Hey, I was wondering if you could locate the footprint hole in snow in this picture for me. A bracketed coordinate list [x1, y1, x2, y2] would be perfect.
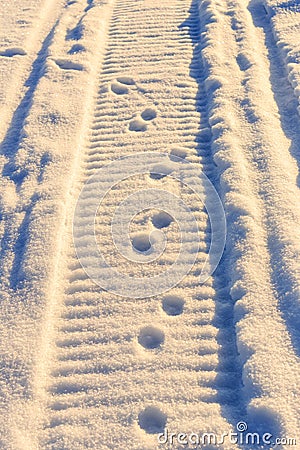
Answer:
[138, 326, 164, 349]
[138, 406, 167, 433]
[162, 295, 184, 316]
[40, 152, 52, 167]
[141, 107, 157, 121]
[7, 167, 29, 185]
[129, 118, 147, 132]
[169, 147, 188, 162]
[132, 233, 151, 253]
[246, 406, 282, 442]
[152, 211, 173, 229]
[111, 82, 129, 95]
[117, 76, 135, 85]
[54, 59, 84, 71]
[150, 163, 174, 180]
[68, 44, 86, 54]
[0, 47, 27, 57]
[66, 23, 84, 41]
[236, 53, 252, 71]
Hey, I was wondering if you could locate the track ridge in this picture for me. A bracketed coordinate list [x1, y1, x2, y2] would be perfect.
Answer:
[229, 0, 300, 359]
[181, 0, 245, 426]
[202, 0, 300, 437]
[248, 0, 300, 357]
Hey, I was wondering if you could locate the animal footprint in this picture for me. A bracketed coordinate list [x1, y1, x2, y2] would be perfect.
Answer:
[138, 406, 167, 434]
[138, 326, 164, 349]
[110, 76, 135, 95]
[111, 81, 129, 95]
[141, 108, 156, 121]
[128, 107, 157, 132]
[162, 295, 184, 316]
[152, 211, 173, 229]
[132, 233, 151, 253]
[129, 118, 147, 132]
[116, 76, 135, 86]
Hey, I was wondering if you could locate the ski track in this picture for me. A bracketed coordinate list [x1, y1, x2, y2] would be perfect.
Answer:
[0, 24, 58, 291]
[249, 0, 300, 357]
[0, 0, 66, 145]
[0, 1, 66, 291]
[0, 0, 300, 448]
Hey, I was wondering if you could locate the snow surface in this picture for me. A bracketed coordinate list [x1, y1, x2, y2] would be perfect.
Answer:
[0, 0, 300, 449]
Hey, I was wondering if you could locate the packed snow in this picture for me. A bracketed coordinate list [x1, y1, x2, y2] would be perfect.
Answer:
[0, 0, 300, 449]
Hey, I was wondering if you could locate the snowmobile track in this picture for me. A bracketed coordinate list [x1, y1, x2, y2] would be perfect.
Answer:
[39, 0, 244, 448]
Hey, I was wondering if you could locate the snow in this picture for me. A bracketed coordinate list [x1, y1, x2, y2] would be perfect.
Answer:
[0, 0, 300, 448]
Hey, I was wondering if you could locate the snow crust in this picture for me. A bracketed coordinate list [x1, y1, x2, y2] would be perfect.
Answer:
[0, 0, 299, 448]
